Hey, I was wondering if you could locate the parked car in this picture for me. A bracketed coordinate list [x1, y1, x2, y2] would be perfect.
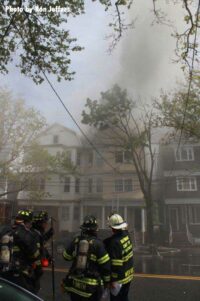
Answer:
[0, 277, 44, 301]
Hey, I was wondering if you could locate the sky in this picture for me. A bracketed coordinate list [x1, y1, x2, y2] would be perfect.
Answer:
[0, 0, 187, 133]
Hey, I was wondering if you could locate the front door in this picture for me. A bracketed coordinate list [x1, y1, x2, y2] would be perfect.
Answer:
[169, 207, 179, 231]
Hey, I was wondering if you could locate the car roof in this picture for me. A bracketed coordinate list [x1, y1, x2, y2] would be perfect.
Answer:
[0, 277, 44, 301]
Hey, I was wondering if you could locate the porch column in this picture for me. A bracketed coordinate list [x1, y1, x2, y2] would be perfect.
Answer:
[124, 206, 127, 221]
[102, 206, 105, 229]
[141, 208, 146, 245]
[69, 203, 74, 232]
[80, 202, 84, 224]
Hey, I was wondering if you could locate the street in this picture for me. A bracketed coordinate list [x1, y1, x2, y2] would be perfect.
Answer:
[39, 268, 200, 301]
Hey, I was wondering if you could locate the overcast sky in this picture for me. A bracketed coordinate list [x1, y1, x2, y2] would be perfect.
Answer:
[0, 0, 186, 132]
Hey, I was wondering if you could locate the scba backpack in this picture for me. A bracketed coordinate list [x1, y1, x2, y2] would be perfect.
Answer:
[75, 238, 90, 273]
[0, 226, 14, 272]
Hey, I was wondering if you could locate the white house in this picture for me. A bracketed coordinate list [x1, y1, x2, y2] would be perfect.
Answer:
[18, 123, 82, 233]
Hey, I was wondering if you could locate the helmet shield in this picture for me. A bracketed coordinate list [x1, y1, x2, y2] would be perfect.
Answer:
[16, 209, 33, 223]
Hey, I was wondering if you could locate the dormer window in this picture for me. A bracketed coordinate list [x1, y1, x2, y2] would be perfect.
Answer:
[53, 135, 59, 144]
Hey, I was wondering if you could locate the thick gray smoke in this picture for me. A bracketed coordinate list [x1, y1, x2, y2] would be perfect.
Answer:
[116, 0, 185, 99]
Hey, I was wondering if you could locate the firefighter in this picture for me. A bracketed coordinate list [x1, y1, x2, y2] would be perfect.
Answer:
[31, 210, 53, 293]
[5, 209, 42, 294]
[104, 213, 134, 301]
[62, 215, 111, 301]
[32, 210, 53, 263]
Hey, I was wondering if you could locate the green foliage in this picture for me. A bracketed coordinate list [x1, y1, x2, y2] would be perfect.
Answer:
[82, 84, 134, 130]
[0, 1, 199, 82]
[155, 76, 200, 139]
[0, 0, 130, 83]
[82, 84, 156, 243]
[0, 88, 46, 196]
[0, 88, 46, 157]
[0, 88, 75, 199]
[22, 145, 76, 201]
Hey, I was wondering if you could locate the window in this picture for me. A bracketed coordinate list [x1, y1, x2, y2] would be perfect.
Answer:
[115, 151, 132, 163]
[61, 207, 70, 221]
[96, 178, 103, 193]
[88, 178, 93, 193]
[175, 146, 194, 161]
[115, 178, 133, 192]
[53, 135, 59, 144]
[124, 151, 132, 163]
[76, 151, 81, 166]
[75, 178, 80, 193]
[64, 177, 70, 192]
[176, 177, 197, 191]
[115, 179, 123, 192]
[124, 179, 133, 192]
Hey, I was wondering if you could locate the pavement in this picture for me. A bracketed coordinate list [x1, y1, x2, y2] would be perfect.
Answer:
[37, 248, 200, 301]
[39, 268, 200, 301]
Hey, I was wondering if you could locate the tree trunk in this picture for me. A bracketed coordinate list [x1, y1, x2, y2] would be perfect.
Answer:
[145, 200, 154, 244]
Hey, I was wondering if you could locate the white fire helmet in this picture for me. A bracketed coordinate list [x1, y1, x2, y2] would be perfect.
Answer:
[108, 213, 128, 230]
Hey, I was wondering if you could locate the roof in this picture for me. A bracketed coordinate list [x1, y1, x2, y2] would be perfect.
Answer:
[35, 123, 78, 139]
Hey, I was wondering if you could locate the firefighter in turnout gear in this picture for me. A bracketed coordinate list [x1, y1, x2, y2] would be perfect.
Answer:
[32, 210, 53, 264]
[31, 210, 53, 293]
[104, 213, 134, 301]
[62, 215, 111, 301]
[3, 209, 41, 294]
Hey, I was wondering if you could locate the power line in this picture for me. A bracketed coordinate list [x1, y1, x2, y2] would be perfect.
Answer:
[9, 15, 120, 175]
[42, 71, 119, 174]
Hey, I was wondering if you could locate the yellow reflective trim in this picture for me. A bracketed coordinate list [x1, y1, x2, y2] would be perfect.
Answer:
[125, 267, 134, 276]
[63, 250, 73, 260]
[124, 244, 133, 253]
[90, 254, 97, 261]
[71, 276, 102, 286]
[64, 286, 92, 297]
[103, 275, 111, 282]
[13, 246, 20, 251]
[111, 259, 123, 266]
[123, 241, 131, 249]
[97, 253, 110, 265]
[123, 251, 133, 262]
[118, 274, 134, 284]
[120, 236, 129, 244]
[112, 273, 118, 278]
